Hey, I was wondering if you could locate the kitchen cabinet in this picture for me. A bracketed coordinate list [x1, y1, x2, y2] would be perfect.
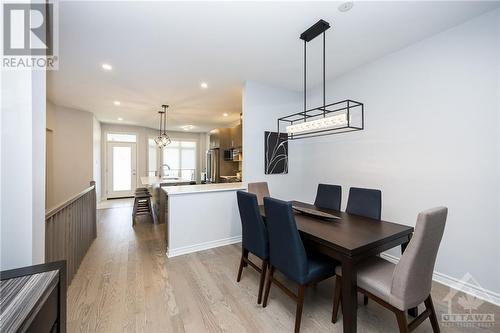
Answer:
[209, 123, 242, 182]
[210, 123, 241, 149]
[229, 124, 242, 148]
[218, 128, 232, 149]
[209, 131, 220, 149]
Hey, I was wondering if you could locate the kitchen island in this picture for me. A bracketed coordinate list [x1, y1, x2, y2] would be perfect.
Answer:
[140, 176, 193, 225]
[162, 183, 246, 257]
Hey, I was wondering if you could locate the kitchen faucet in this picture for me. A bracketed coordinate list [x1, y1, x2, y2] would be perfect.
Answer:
[160, 164, 171, 178]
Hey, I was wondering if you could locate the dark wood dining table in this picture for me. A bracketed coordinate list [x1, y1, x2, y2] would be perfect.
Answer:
[259, 201, 414, 333]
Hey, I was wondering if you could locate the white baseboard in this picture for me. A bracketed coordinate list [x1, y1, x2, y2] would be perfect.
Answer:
[380, 253, 500, 307]
[167, 236, 242, 258]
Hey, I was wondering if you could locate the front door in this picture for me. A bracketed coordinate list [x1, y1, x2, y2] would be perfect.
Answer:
[107, 142, 137, 198]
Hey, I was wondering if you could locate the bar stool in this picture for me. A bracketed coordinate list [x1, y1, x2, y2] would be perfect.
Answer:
[132, 189, 154, 226]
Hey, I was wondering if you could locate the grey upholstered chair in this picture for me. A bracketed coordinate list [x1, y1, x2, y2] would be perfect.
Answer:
[332, 207, 448, 333]
[248, 182, 270, 206]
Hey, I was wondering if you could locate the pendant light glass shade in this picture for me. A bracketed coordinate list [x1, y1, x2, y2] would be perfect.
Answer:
[286, 112, 348, 135]
[154, 133, 171, 149]
[155, 104, 171, 149]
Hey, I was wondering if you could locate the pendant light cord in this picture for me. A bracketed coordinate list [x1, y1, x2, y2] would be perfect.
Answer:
[323, 31, 326, 117]
[159, 111, 162, 135]
[303, 39, 307, 120]
[163, 105, 167, 135]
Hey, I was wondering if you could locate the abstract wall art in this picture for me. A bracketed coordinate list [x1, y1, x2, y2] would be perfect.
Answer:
[264, 131, 288, 174]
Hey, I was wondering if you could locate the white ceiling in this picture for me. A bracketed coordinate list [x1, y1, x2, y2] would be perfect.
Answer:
[48, 1, 499, 132]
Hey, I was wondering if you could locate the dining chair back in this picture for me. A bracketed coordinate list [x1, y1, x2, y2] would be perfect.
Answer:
[236, 191, 269, 304]
[237, 191, 268, 260]
[391, 206, 448, 310]
[331, 206, 448, 333]
[263, 197, 336, 333]
[314, 184, 341, 211]
[248, 182, 270, 206]
[264, 197, 307, 283]
[346, 187, 382, 220]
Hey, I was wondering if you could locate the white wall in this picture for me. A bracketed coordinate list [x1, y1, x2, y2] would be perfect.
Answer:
[100, 123, 208, 199]
[242, 81, 305, 201]
[305, 10, 499, 296]
[31, 71, 47, 265]
[497, 11, 500, 299]
[243, 9, 499, 299]
[46, 102, 94, 207]
[1, 69, 46, 270]
[93, 117, 102, 200]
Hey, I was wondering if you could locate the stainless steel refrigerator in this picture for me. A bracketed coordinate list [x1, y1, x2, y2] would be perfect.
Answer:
[206, 149, 220, 183]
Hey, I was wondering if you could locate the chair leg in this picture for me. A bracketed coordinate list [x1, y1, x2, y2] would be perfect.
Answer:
[262, 265, 275, 308]
[294, 285, 305, 333]
[132, 198, 138, 226]
[395, 310, 409, 333]
[332, 275, 342, 323]
[257, 260, 268, 304]
[236, 248, 248, 282]
[363, 295, 369, 305]
[148, 197, 156, 224]
[424, 295, 441, 333]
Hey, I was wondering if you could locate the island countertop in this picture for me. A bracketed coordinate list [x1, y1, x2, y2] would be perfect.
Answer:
[162, 182, 246, 196]
[141, 176, 192, 186]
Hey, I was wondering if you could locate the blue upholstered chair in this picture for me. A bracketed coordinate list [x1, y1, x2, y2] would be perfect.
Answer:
[262, 197, 336, 333]
[236, 191, 269, 304]
[346, 186, 382, 305]
[346, 187, 382, 220]
[314, 184, 342, 211]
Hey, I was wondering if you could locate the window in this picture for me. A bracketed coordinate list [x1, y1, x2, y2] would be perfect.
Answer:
[162, 140, 197, 180]
[148, 138, 158, 177]
[106, 133, 136, 142]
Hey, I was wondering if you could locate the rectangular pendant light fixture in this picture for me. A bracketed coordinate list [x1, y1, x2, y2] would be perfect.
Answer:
[277, 20, 364, 140]
[286, 112, 347, 135]
[279, 99, 363, 139]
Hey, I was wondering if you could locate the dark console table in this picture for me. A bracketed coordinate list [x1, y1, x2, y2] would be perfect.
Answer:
[0, 261, 66, 333]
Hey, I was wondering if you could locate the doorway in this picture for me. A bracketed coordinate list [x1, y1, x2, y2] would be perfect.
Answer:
[106, 141, 137, 198]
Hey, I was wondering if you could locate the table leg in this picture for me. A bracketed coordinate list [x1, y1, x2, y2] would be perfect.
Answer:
[401, 235, 418, 318]
[341, 259, 357, 333]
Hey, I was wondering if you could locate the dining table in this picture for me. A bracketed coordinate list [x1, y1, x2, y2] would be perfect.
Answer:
[259, 200, 415, 333]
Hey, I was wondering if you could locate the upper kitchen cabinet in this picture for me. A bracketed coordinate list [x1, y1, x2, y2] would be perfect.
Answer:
[218, 128, 232, 149]
[209, 130, 220, 149]
[209, 123, 241, 149]
[229, 124, 242, 148]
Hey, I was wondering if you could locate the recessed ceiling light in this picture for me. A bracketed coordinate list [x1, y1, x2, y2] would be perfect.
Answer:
[223, 113, 228, 117]
[181, 125, 195, 131]
[113, 101, 121, 106]
[200, 82, 208, 89]
[338, 1, 354, 12]
[101, 63, 113, 71]
[117, 117, 123, 121]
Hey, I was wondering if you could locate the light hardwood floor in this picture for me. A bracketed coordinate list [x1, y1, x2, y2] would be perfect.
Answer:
[68, 203, 500, 332]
